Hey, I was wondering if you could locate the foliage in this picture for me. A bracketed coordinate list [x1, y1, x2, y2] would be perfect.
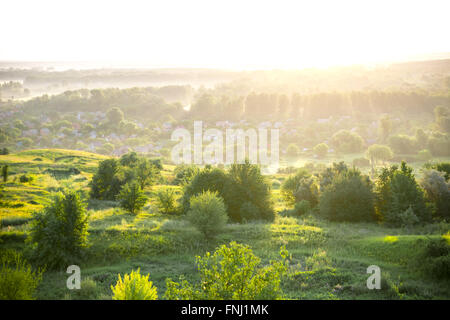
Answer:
[416, 238, 450, 280]
[292, 200, 311, 216]
[281, 169, 319, 207]
[186, 191, 227, 239]
[420, 169, 450, 220]
[111, 268, 158, 300]
[286, 143, 300, 157]
[376, 162, 430, 226]
[29, 191, 89, 269]
[366, 144, 393, 164]
[319, 169, 376, 222]
[182, 161, 274, 222]
[388, 135, 418, 154]
[173, 164, 199, 185]
[0, 250, 43, 300]
[155, 187, 177, 214]
[165, 242, 289, 300]
[330, 130, 364, 153]
[89, 159, 122, 200]
[117, 182, 148, 214]
[313, 143, 329, 158]
[1, 164, 8, 182]
[90, 153, 160, 200]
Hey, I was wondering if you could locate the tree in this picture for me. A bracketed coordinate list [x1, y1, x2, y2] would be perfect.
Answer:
[135, 158, 160, 190]
[434, 106, 450, 133]
[388, 135, 417, 154]
[281, 168, 319, 207]
[420, 169, 450, 220]
[165, 242, 288, 300]
[331, 130, 364, 153]
[89, 159, 122, 200]
[379, 115, 392, 143]
[106, 107, 124, 125]
[1, 165, 8, 182]
[186, 191, 227, 239]
[155, 187, 177, 214]
[313, 143, 328, 158]
[415, 128, 428, 149]
[375, 162, 430, 226]
[118, 182, 148, 214]
[365, 144, 393, 174]
[286, 143, 300, 157]
[319, 169, 376, 222]
[29, 191, 89, 269]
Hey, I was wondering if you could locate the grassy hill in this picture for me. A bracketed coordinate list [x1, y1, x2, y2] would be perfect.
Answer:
[0, 149, 449, 300]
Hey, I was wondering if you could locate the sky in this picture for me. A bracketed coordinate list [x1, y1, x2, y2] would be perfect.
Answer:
[1, 0, 449, 69]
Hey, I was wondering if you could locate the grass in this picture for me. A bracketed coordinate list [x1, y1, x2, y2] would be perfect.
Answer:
[1, 149, 449, 300]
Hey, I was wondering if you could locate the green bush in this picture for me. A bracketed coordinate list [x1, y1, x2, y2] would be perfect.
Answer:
[376, 162, 430, 226]
[420, 169, 450, 220]
[293, 200, 311, 216]
[165, 242, 289, 300]
[71, 277, 100, 300]
[117, 182, 148, 214]
[29, 191, 89, 269]
[182, 161, 274, 222]
[19, 174, 33, 183]
[313, 143, 329, 158]
[319, 169, 376, 222]
[281, 169, 319, 207]
[239, 201, 260, 222]
[173, 164, 199, 185]
[111, 268, 158, 300]
[186, 191, 227, 239]
[416, 238, 450, 280]
[0, 250, 43, 300]
[155, 187, 177, 214]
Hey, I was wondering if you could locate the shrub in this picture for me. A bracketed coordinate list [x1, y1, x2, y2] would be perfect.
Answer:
[293, 200, 311, 216]
[155, 187, 177, 214]
[319, 169, 376, 222]
[286, 143, 300, 157]
[239, 201, 260, 222]
[29, 191, 89, 269]
[182, 162, 274, 222]
[173, 164, 199, 185]
[365, 144, 393, 164]
[19, 174, 33, 183]
[416, 238, 450, 280]
[186, 191, 227, 239]
[89, 159, 122, 200]
[71, 277, 100, 300]
[165, 242, 289, 300]
[331, 130, 364, 153]
[388, 134, 418, 154]
[226, 161, 274, 222]
[376, 162, 430, 226]
[281, 169, 319, 207]
[384, 206, 420, 228]
[111, 268, 158, 300]
[420, 169, 450, 220]
[313, 143, 329, 158]
[0, 250, 43, 300]
[117, 182, 148, 214]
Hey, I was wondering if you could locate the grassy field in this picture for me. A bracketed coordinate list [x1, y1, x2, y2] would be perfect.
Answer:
[1, 149, 449, 300]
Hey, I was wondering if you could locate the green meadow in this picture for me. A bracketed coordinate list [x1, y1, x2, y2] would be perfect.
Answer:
[1, 149, 449, 300]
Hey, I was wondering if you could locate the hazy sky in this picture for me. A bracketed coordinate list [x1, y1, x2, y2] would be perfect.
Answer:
[1, 0, 449, 69]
